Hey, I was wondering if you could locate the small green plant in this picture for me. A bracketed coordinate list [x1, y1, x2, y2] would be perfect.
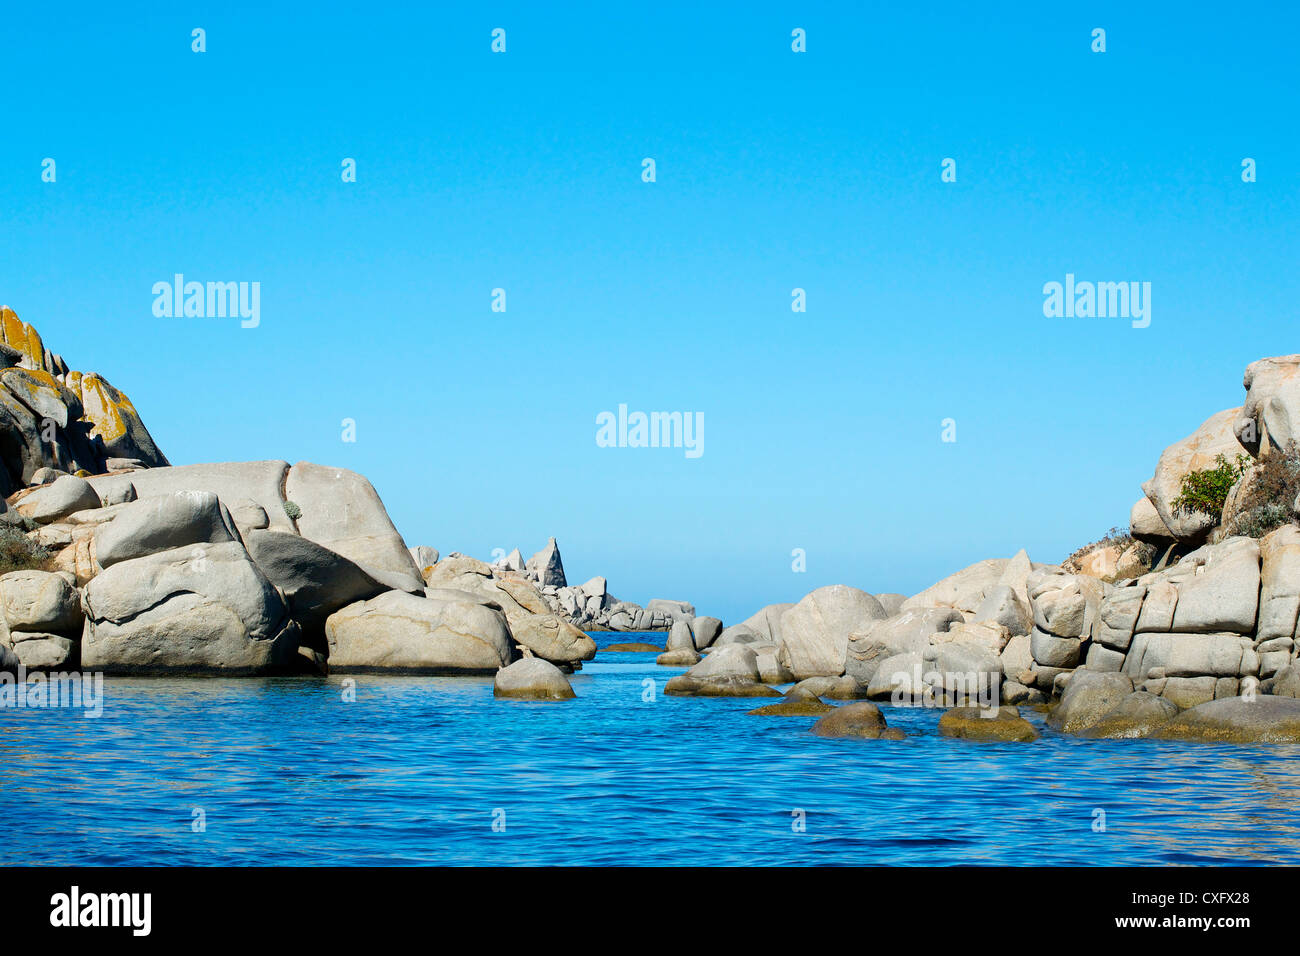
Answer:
[0, 526, 53, 574]
[283, 501, 302, 520]
[1172, 453, 1252, 519]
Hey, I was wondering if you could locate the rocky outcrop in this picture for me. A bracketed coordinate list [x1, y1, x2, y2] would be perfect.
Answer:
[525, 537, 566, 587]
[483, 536, 697, 633]
[14, 475, 101, 523]
[1234, 355, 1300, 459]
[1140, 408, 1244, 543]
[1047, 671, 1134, 735]
[1070, 535, 1270, 709]
[423, 554, 595, 666]
[243, 529, 389, 642]
[325, 591, 513, 674]
[285, 462, 425, 593]
[777, 585, 887, 680]
[82, 540, 301, 674]
[0, 306, 168, 495]
[1027, 570, 1106, 687]
[0, 569, 84, 669]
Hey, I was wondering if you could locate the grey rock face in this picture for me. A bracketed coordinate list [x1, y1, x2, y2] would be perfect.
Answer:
[846, 606, 963, 685]
[902, 558, 1009, 612]
[525, 536, 566, 588]
[778, 585, 887, 680]
[1048, 670, 1135, 735]
[972, 585, 1031, 637]
[244, 529, 389, 640]
[325, 591, 513, 674]
[9, 633, 77, 669]
[507, 613, 596, 665]
[0, 570, 82, 633]
[88, 461, 294, 532]
[1234, 354, 1300, 457]
[686, 643, 760, 682]
[94, 491, 240, 569]
[409, 546, 440, 577]
[493, 657, 575, 700]
[1141, 407, 1245, 542]
[82, 540, 299, 674]
[286, 461, 424, 594]
[666, 620, 695, 651]
[15, 475, 101, 524]
[691, 616, 723, 650]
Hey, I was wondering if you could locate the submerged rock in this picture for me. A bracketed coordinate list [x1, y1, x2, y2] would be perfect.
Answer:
[664, 675, 780, 698]
[1079, 692, 1179, 739]
[1048, 671, 1135, 735]
[811, 701, 904, 740]
[789, 675, 870, 700]
[1154, 696, 1300, 743]
[938, 706, 1038, 742]
[657, 647, 700, 666]
[748, 699, 835, 717]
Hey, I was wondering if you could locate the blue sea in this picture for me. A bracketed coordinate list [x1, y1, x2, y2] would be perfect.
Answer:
[3, 632, 1299, 866]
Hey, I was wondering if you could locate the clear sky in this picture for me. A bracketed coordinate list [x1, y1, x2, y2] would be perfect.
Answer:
[2, 2, 1297, 623]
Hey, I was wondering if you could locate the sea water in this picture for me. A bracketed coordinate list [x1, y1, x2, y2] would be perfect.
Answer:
[2, 632, 1298, 866]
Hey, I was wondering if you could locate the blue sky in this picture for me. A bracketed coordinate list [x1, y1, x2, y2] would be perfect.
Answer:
[2, 2, 1297, 622]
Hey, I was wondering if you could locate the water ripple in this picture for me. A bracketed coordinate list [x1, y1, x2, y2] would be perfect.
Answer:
[2, 639, 1298, 865]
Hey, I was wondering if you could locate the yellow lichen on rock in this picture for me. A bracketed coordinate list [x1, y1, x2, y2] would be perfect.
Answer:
[0, 307, 55, 372]
[0, 305, 170, 483]
[25, 323, 45, 371]
[73, 374, 129, 443]
[1, 308, 35, 365]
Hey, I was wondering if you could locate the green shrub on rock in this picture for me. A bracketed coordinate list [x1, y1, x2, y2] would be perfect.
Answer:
[0, 526, 53, 575]
[1172, 453, 1251, 520]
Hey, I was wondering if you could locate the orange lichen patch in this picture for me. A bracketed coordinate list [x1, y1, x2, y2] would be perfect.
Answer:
[25, 324, 45, 371]
[1, 308, 28, 355]
[75, 373, 129, 442]
[0, 307, 52, 371]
